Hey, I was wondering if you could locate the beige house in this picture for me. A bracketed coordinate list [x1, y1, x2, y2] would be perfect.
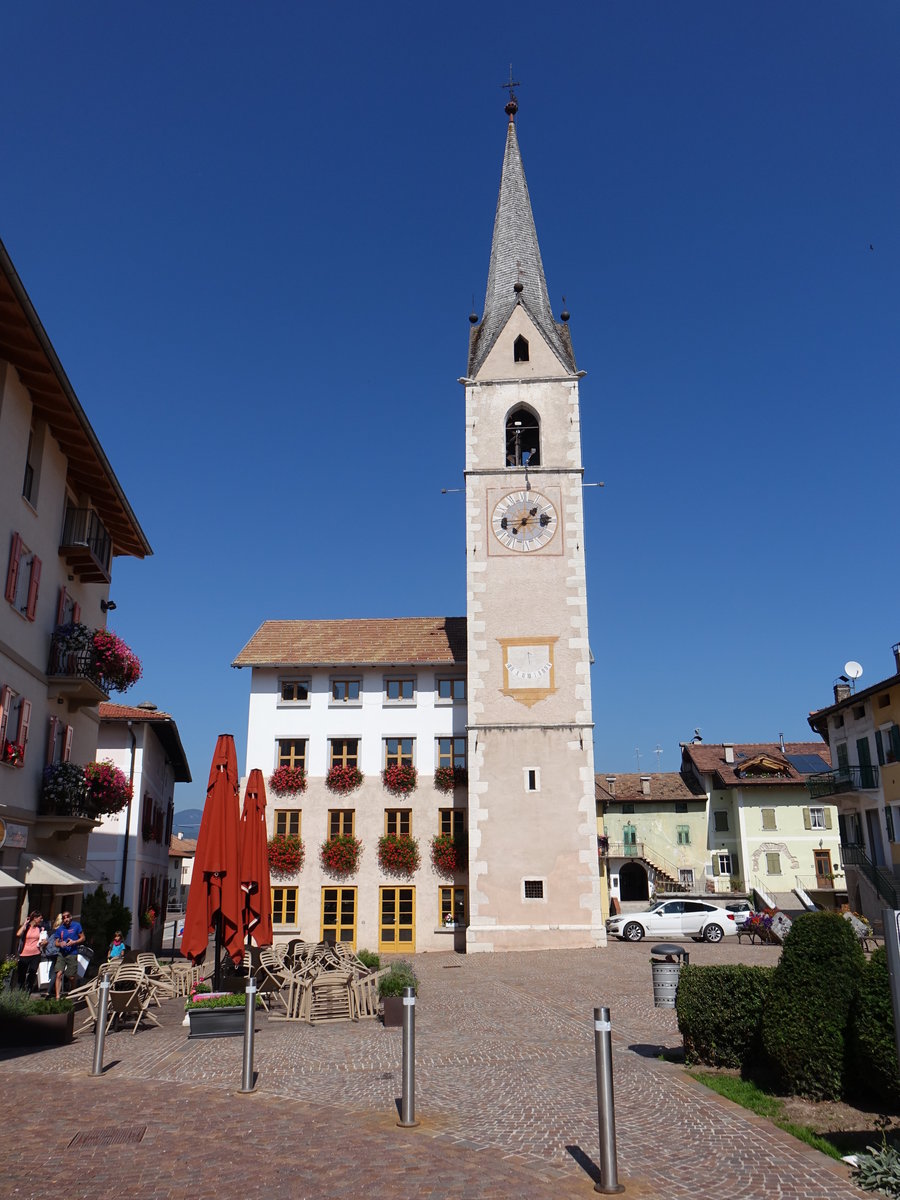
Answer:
[597, 772, 709, 903]
[680, 741, 842, 909]
[0, 236, 150, 951]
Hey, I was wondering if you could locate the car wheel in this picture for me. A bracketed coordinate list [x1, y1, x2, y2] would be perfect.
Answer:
[622, 921, 644, 942]
[703, 923, 724, 943]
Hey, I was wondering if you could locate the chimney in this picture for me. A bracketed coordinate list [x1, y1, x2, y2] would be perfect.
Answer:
[605, 776, 616, 796]
[779, 732, 785, 753]
[723, 744, 734, 764]
[178, 831, 184, 840]
[893, 642, 900, 673]
[834, 682, 852, 703]
[640, 775, 651, 797]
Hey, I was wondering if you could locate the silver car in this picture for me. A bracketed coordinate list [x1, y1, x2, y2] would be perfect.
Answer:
[606, 899, 738, 943]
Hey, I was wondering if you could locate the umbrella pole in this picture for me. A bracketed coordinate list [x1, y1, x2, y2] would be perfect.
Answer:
[214, 912, 222, 992]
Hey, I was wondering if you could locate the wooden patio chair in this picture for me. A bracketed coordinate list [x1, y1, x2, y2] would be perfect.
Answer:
[105, 980, 160, 1035]
[351, 968, 389, 1020]
[308, 970, 354, 1025]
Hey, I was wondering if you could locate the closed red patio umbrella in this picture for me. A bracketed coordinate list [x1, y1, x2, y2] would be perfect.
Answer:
[181, 734, 243, 980]
[240, 769, 273, 948]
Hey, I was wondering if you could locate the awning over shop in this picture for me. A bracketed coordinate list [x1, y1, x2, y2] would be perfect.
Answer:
[21, 855, 94, 888]
[0, 869, 22, 888]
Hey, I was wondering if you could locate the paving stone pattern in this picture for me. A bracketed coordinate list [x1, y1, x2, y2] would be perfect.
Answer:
[0, 940, 865, 1199]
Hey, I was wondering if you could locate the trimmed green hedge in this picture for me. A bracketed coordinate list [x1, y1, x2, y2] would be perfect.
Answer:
[676, 964, 775, 1068]
[760, 912, 865, 1100]
[850, 947, 900, 1108]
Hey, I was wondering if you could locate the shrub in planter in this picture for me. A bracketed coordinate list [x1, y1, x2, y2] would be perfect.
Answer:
[760, 911, 865, 1100]
[268, 765, 307, 796]
[0, 989, 74, 1017]
[357, 949, 380, 971]
[382, 763, 417, 796]
[185, 992, 263, 1011]
[850, 947, 900, 1108]
[676, 964, 775, 1069]
[320, 833, 362, 876]
[379, 960, 419, 998]
[377, 833, 420, 876]
[431, 832, 467, 875]
[268, 834, 305, 876]
[326, 765, 363, 795]
[41, 761, 91, 816]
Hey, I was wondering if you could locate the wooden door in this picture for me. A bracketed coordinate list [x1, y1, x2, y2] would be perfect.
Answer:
[813, 849, 833, 888]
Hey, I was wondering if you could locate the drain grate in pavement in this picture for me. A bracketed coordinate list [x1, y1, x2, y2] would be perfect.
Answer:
[68, 1126, 147, 1149]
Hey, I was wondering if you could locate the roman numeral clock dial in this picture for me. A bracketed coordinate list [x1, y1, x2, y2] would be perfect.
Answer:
[491, 490, 558, 552]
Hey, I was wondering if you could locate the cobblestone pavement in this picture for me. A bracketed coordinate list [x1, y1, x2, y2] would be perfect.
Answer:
[0, 939, 865, 1199]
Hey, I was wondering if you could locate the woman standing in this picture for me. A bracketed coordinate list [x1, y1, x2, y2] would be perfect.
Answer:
[15, 911, 46, 992]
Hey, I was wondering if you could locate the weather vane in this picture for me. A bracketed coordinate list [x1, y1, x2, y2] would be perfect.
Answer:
[501, 64, 520, 119]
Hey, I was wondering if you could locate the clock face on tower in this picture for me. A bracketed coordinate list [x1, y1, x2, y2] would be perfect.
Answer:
[491, 490, 558, 553]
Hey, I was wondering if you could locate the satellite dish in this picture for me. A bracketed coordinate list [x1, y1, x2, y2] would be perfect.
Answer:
[844, 661, 863, 681]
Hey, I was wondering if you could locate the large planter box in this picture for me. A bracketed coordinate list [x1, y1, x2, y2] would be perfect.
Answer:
[0, 1010, 74, 1046]
[381, 996, 404, 1027]
[187, 1006, 252, 1039]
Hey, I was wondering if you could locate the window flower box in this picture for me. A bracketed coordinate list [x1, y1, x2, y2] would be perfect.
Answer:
[382, 763, 417, 796]
[434, 766, 467, 793]
[268, 834, 305, 876]
[320, 833, 362, 876]
[2, 740, 25, 767]
[326, 765, 363, 795]
[268, 765, 307, 796]
[377, 833, 420, 876]
[430, 833, 468, 876]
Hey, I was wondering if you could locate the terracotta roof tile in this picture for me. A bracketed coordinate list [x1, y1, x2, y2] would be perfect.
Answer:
[681, 741, 831, 789]
[98, 704, 192, 784]
[594, 772, 706, 803]
[99, 703, 172, 721]
[169, 836, 197, 857]
[233, 617, 467, 668]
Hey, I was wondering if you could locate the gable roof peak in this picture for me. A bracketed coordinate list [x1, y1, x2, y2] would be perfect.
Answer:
[468, 113, 575, 377]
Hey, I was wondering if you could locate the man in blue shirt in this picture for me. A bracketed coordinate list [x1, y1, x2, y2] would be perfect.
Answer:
[54, 911, 84, 998]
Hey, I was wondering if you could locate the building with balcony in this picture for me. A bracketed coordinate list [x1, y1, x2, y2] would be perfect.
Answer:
[597, 772, 709, 903]
[680, 740, 841, 911]
[0, 236, 151, 951]
[85, 703, 191, 948]
[807, 644, 900, 921]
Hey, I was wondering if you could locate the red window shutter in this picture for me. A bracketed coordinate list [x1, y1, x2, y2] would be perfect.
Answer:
[47, 716, 60, 765]
[0, 685, 11, 745]
[25, 557, 41, 621]
[16, 699, 31, 763]
[72, 601, 81, 623]
[56, 588, 67, 625]
[63, 724, 74, 762]
[5, 534, 22, 604]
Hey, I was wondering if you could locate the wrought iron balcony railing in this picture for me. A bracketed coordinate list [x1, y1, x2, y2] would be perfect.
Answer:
[806, 764, 879, 799]
[842, 843, 898, 909]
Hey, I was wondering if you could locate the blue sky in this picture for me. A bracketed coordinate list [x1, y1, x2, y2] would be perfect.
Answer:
[3, 3, 898, 806]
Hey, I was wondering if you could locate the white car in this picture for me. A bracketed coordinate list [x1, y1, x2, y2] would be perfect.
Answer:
[606, 899, 738, 943]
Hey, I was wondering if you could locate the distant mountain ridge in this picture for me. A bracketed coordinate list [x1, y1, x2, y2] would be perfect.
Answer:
[174, 807, 203, 837]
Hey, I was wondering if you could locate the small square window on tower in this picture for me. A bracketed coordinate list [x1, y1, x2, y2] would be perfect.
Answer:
[523, 767, 540, 792]
[523, 878, 545, 901]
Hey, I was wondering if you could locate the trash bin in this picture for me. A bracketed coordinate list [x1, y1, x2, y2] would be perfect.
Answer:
[650, 943, 689, 1009]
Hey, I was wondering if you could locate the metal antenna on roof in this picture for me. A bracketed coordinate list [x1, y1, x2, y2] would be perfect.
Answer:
[654, 744, 663, 770]
[634, 746, 641, 771]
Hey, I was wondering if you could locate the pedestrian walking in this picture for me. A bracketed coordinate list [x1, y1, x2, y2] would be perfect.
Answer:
[53, 911, 84, 999]
[15, 911, 46, 992]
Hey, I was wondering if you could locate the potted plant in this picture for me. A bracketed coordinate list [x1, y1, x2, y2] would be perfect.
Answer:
[379, 960, 418, 1027]
[268, 833, 305, 876]
[320, 833, 362, 876]
[40, 761, 91, 817]
[382, 763, 417, 796]
[433, 765, 467, 793]
[91, 628, 142, 693]
[0, 988, 74, 1046]
[431, 832, 467, 876]
[326, 764, 364, 795]
[377, 833, 420, 876]
[185, 989, 262, 1038]
[2, 740, 25, 767]
[84, 759, 133, 815]
[268, 765, 307, 796]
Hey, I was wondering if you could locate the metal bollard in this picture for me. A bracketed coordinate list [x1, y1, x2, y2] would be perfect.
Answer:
[90, 976, 111, 1077]
[593, 1006, 624, 1194]
[397, 985, 420, 1127]
[239, 975, 257, 1094]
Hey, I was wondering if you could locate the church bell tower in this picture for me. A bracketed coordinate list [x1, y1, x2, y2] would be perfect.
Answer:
[463, 92, 605, 952]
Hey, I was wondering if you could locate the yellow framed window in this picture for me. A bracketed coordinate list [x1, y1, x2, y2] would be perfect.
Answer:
[321, 886, 356, 948]
[384, 737, 414, 767]
[277, 738, 306, 770]
[436, 736, 466, 769]
[439, 885, 467, 926]
[271, 887, 298, 926]
[329, 738, 359, 769]
[439, 808, 466, 838]
[328, 809, 355, 839]
[274, 810, 301, 837]
[379, 886, 415, 952]
[385, 809, 411, 837]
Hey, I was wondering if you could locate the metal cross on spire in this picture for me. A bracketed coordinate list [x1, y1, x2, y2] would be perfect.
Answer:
[502, 64, 520, 120]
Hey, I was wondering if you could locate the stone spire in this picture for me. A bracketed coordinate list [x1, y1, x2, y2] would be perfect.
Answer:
[468, 109, 575, 376]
